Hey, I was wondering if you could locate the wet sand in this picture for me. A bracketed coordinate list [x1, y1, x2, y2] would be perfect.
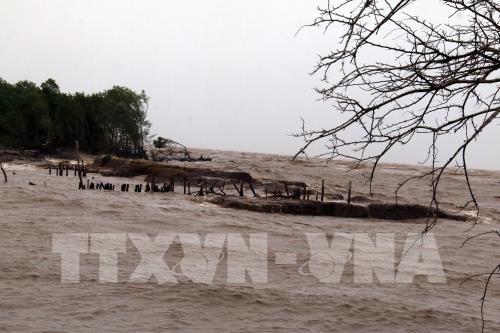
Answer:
[0, 149, 499, 332]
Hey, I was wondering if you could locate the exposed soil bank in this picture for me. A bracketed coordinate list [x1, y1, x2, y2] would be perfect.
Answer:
[93, 156, 255, 184]
[208, 196, 467, 221]
[0, 147, 45, 162]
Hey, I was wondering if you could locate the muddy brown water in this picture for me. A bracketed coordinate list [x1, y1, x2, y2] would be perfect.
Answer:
[0, 149, 499, 332]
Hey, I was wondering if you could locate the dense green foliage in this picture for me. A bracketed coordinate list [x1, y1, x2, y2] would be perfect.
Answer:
[0, 78, 150, 157]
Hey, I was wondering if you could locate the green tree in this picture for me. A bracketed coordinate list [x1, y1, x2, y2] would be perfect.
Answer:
[0, 78, 151, 157]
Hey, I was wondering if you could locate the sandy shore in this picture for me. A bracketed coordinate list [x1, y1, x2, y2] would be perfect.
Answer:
[0, 149, 499, 332]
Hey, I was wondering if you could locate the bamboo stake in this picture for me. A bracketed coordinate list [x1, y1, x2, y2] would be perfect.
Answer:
[321, 179, 325, 202]
[76, 141, 83, 188]
[347, 180, 352, 204]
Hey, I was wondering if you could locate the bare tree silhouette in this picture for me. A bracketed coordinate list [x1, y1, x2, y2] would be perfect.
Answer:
[295, 1, 499, 330]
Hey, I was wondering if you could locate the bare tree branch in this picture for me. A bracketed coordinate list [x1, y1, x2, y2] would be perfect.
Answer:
[296, 1, 500, 329]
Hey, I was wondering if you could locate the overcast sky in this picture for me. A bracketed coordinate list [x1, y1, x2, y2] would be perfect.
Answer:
[1, 0, 499, 169]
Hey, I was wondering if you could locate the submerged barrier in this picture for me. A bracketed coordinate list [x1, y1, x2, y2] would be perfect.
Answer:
[43, 156, 466, 221]
[207, 196, 467, 221]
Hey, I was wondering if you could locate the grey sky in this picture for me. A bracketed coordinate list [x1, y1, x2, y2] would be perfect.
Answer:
[1, 0, 498, 169]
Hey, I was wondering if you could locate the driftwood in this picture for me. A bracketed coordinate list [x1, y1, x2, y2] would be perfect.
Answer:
[1, 163, 7, 182]
[150, 140, 212, 163]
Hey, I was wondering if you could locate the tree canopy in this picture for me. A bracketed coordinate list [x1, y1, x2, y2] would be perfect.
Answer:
[0, 78, 150, 157]
[296, 0, 499, 212]
[295, 2, 499, 329]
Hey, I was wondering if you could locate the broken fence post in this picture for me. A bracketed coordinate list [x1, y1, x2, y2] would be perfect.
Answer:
[248, 182, 257, 197]
[347, 180, 352, 204]
[321, 179, 325, 202]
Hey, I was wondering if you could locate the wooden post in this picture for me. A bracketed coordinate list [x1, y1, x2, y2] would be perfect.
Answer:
[239, 180, 243, 197]
[49, 165, 52, 175]
[170, 178, 175, 192]
[87, 179, 89, 189]
[188, 181, 191, 195]
[315, 191, 319, 201]
[248, 182, 257, 197]
[284, 183, 290, 197]
[66, 164, 69, 176]
[75, 140, 80, 164]
[59, 162, 63, 176]
[183, 176, 186, 194]
[77, 162, 83, 189]
[81, 160, 86, 178]
[0, 163, 7, 182]
[347, 180, 352, 204]
[321, 179, 325, 202]
[303, 185, 307, 200]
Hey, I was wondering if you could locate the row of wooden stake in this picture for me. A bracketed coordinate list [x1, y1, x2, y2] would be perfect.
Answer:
[75, 177, 353, 203]
[51, 164, 353, 203]
[49, 161, 87, 178]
